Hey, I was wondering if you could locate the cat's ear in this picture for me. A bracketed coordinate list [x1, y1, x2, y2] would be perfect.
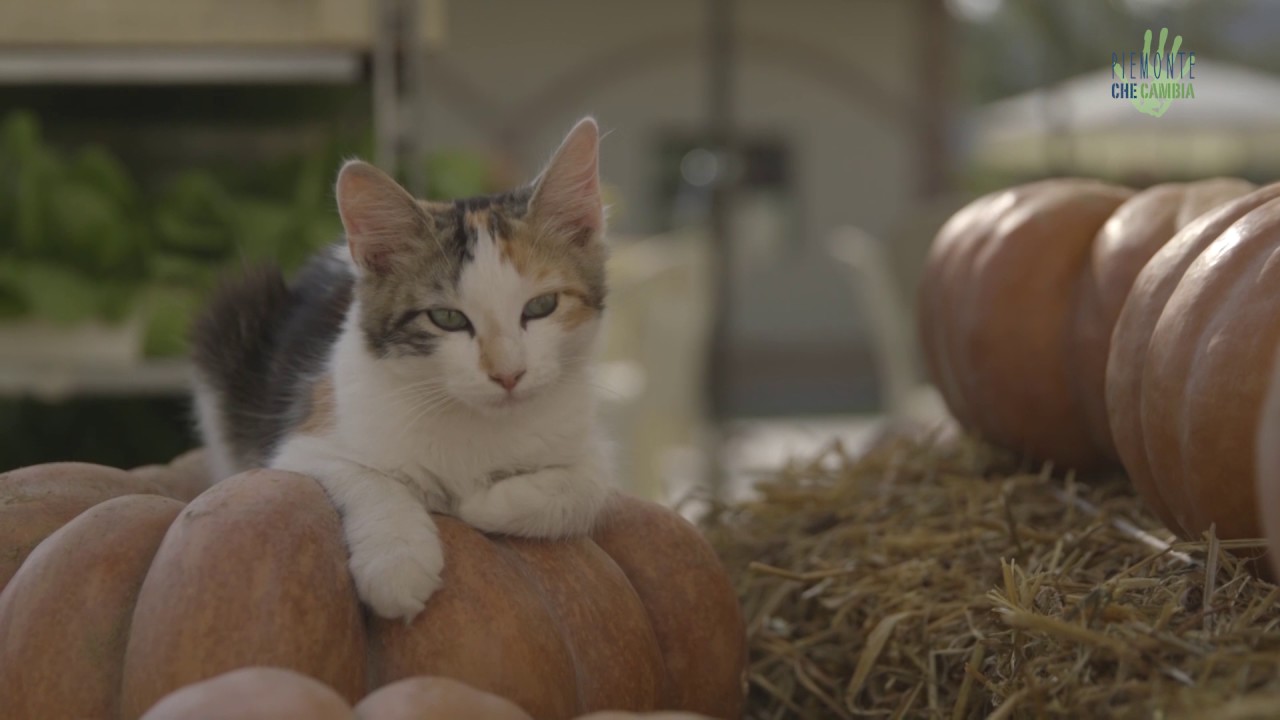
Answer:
[529, 117, 604, 245]
[336, 160, 431, 276]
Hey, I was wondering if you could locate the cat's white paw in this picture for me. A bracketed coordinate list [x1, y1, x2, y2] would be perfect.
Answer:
[458, 467, 606, 539]
[348, 528, 444, 621]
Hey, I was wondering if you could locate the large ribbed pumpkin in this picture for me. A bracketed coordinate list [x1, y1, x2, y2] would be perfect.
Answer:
[1257, 350, 1280, 579]
[919, 177, 1253, 470]
[1107, 183, 1280, 542]
[140, 667, 355, 720]
[138, 668, 717, 720]
[0, 461, 745, 720]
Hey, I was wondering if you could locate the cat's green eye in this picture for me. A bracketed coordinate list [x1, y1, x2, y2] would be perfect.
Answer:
[522, 293, 558, 321]
[427, 308, 471, 332]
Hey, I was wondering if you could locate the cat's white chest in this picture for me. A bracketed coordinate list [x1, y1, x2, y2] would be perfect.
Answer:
[331, 367, 592, 499]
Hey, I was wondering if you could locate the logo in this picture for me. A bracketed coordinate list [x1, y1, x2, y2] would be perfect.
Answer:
[1111, 28, 1196, 118]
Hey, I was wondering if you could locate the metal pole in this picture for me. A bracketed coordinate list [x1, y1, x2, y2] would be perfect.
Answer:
[402, 0, 430, 197]
[918, 0, 949, 198]
[704, 0, 735, 500]
[372, 0, 400, 175]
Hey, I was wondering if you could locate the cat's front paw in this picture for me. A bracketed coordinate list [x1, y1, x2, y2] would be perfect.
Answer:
[348, 528, 444, 621]
[458, 466, 607, 539]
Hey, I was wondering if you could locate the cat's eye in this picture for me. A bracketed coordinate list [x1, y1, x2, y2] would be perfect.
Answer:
[522, 293, 558, 321]
[427, 308, 471, 332]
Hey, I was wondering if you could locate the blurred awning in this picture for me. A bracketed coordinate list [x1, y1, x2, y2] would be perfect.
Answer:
[966, 61, 1280, 178]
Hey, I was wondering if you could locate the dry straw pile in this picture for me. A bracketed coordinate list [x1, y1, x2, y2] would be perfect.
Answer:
[702, 432, 1280, 719]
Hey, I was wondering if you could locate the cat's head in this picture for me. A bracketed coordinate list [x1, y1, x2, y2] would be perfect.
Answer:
[335, 117, 607, 413]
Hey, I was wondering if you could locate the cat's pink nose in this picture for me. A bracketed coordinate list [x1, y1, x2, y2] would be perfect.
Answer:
[489, 370, 525, 391]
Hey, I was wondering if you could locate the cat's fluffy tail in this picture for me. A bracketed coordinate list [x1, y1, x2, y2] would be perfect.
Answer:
[190, 265, 294, 480]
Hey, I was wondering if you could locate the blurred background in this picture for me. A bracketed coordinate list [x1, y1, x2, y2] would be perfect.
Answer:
[1, 0, 1275, 504]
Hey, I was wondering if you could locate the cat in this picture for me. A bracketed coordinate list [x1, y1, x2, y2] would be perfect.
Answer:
[190, 118, 613, 621]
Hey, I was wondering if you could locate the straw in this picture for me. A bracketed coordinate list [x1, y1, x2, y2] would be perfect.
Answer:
[702, 433, 1280, 718]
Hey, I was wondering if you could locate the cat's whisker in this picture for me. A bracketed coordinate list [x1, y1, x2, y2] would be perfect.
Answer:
[387, 388, 454, 416]
[394, 405, 445, 437]
[372, 380, 450, 404]
[382, 384, 450, 403]
[399, 395, 459, 436]
[585, 382, 627, 401]
[394, 383, 456, 411]
[377, 375, 448, 393]
[387, 376, 447, 391]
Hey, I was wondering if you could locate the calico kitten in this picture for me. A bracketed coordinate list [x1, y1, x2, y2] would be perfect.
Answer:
[190, 118, 612, 620]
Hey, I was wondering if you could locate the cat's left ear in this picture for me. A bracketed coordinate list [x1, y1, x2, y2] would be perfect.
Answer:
[529, 117, 604, 246]
[336, 160, 432, 276]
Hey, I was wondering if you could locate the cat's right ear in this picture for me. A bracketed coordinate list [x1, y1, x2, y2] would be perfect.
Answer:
[336, 160, 430, 276]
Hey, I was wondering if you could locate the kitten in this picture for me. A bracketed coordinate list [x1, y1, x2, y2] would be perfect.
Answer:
[190, 118, 612, 621]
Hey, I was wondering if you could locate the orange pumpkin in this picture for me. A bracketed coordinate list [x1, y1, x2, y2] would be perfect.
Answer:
[1257, 350, 1280, 579]
[0, 463, 745, 720]
[0, 463, 172, 592]
[920, 178, 1253, 470]
[355, 676, 533, 720]
[575, 714, 716, 720]
[1071, 179, 1254, 460]
[140, 667, 354, 720]
[130, 448, 214, 503]
[118, 470, 368, 717]
[1108, 183, 1280, 541]
[139, 668, 717, 720]
[0, 494, 184, 720]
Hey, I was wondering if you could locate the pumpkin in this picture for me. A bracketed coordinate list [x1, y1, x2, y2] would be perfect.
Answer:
[1071, 178, 1254, 461]
[919, 178, 1253, 470]
[0, 463, 745, 720]
[140, 667, 354, 720]
[355, 676, 533, 720]
[574, 714, 715, 720]
[1257, 349, 1280, 580]
[1107, 183, 1280, 541]
[140, 668, 717, 720]
[0, 494, 184, 720]
[130, 448, 214, 503]
[118, 470, 368, 717]
[0, 462, 176, 592]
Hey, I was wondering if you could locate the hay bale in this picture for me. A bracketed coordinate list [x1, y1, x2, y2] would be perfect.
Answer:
[702, 434, 1280, 719]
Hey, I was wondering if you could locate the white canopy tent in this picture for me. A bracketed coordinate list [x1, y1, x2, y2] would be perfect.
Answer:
[966, 61, 1280, 178]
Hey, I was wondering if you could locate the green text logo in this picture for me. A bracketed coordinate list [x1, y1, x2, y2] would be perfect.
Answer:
[1111, 28, 1196, 118]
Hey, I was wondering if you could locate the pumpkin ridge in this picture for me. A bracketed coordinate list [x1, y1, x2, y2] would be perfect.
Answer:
[497, 537, 591, 715]
[367, 517, 580, 720]
[485, 531, 584, 719]
[923, 189, 1012, 430]
[119, 471, 367, 718]
[0, 463, 171, 593]
[1175, 216, 1280, 538]
[1140, 200, 1280, 536]
[500, 535, 666, 715]
[968, 185, 1126, 463]
[1066, 263, 1113, 460]
[0, 493, 183, 720]
[584, 539, 673, 702]
[1071, 182, 1226, 462]
[1173, 244, 1263, 532]
[589, 495, 747, 718]
[99, 498, 187, 720]
[1107, 188, 1280, 530]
